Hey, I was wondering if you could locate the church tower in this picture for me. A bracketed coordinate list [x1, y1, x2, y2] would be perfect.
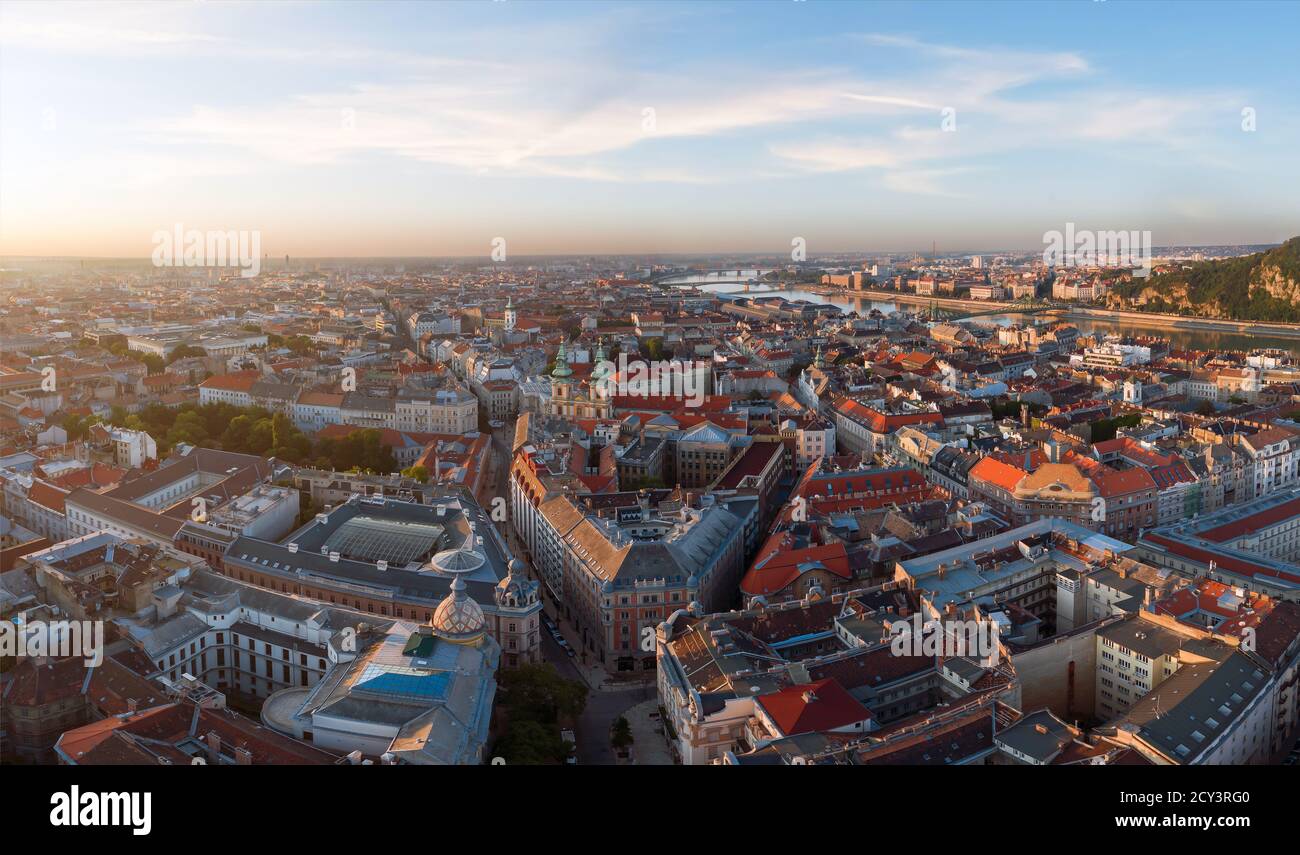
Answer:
[550, 338, 574, 416]
[504, 296, 516, 334]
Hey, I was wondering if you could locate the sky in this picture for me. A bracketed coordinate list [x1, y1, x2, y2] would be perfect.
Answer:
[1, 0, 1297, 258]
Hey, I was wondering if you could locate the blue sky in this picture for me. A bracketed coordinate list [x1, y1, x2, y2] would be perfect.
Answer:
[1, 0, 1297, 257]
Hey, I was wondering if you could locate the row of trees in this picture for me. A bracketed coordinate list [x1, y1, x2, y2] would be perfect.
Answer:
[1087, 413, 1143, 443]
[988, 399, 1048, 421]
[103, 401, 397, 472]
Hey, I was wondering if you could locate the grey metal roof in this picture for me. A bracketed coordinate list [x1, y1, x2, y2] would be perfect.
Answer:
[994, 708, 1075, 762]
[225, 494, 512, 610]
[1119, 650, 1269, 763]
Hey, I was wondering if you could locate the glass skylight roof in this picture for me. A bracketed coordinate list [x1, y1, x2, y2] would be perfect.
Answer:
[321, 516, 444, 566]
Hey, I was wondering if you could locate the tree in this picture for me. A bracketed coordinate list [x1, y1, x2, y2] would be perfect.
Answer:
[490, 664, 587, 766]
[491, 719, 572, 765]
[166, 344, 208, 364]
[402, 465, 430, 483]
[1196, 399, 1218, 416]
[496, 663, 588, 724]
[246, 419, 275, 455]
[283, 335, 317, 356]
[611, 715, 634, 750]
[222, 414, 255, 451]
[315, 429, 397, 474]
[274, 432, 312, 463]
[61, 413, 101, 441]
[271, 412, 295, 450]
[1088, 413, 1141, 444]
[167, 410, 209, 446]
[357, 429, 398, 473]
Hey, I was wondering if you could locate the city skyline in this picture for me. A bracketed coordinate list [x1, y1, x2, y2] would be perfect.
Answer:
[2, 0, 1298, 258]
[7, 0, 1300, 806]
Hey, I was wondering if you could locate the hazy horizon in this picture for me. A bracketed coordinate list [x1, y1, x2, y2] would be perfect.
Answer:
[0, 238, 1289, 266]
[2, 0, 1298, 258]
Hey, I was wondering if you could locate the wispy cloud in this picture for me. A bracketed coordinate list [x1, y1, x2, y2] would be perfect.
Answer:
[0, 0, 1248, 195]
[766, 33, 1244, 195]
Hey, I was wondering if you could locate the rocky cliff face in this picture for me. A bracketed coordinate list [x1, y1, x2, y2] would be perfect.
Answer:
[1104, 237, 1300, 320]
[1253, 262, 1300, 304]
[1106, 282, 1232, 318]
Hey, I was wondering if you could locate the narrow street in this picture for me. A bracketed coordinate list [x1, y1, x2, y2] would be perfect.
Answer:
[489, 414, 664, 764]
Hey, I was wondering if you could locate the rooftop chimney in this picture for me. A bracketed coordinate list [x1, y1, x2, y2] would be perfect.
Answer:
[235, 746, 253, 766]
[206, 730, 222, 764]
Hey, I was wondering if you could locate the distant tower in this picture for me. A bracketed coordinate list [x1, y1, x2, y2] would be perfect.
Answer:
[504, 296, 516, 333]
[1123, 378, 1143, 405]
[590, 338, 612, 399]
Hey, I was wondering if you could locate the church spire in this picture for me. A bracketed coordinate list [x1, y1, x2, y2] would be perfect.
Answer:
[551, 338, 573, 379]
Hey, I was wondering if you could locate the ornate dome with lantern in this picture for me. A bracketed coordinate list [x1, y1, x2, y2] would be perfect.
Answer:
[426, 546, 489, 644]
[430, 583, 486, 644]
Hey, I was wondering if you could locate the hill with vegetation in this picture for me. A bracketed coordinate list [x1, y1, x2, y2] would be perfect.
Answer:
[1106, 236, 1300, 321]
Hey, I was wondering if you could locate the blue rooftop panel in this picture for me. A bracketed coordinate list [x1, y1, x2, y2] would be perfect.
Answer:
[356, 669, 451, 700]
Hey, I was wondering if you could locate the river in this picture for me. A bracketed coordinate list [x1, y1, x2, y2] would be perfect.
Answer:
[663, 276, 1300, 355]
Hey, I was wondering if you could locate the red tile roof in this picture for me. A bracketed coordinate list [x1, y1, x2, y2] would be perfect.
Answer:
[969, 456, 1026, 493]
[741, 541, 851, 597]
[755, 678, 872, 736]
[1092, 467, 1156, 498]
[199, 370, 261, 392]
[27, 479, 69, 513]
